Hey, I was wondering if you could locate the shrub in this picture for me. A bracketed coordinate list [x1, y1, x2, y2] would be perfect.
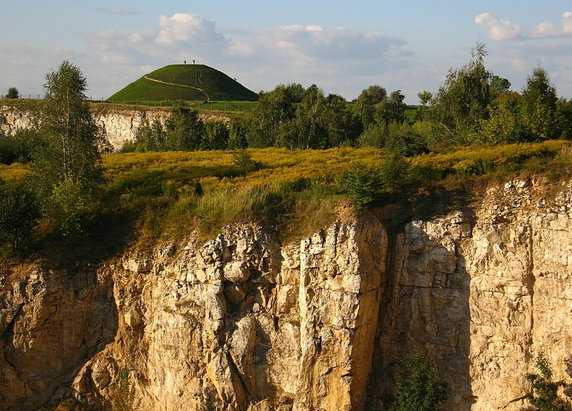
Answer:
[525, 353, 567, 411]
[379, 154, 409, 190]
[343, 164, 383, 209]
[0, 180, 40, 253]
[47, 179, 100, 243]
[6, 87, 19, 99]
[393, 353, 449, 411]
[0, 130, 37, 165]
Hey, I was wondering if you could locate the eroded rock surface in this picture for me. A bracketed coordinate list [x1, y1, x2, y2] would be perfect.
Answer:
[1, 178, 571, 410]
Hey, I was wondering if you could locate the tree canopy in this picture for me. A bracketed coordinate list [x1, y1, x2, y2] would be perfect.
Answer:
[34, 60, 103, 188]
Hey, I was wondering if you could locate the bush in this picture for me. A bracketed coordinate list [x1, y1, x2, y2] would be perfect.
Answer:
[0, 130, 37, 165]
[6, 87, 19, 99]
[0, 180, 40, 253]
[343, 164, 383, 209]
[379, 154, 409, 190]
[393, 353, 449, 411]
[47, 179, 100, 243]
[525, 353, 567, 411]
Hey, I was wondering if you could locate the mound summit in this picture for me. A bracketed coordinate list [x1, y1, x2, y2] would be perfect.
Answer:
[108, 64, 259, 103]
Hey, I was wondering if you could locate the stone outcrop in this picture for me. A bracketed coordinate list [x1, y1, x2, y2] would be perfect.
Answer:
[1, 177, 571, 410]
[0, 105, 229, 151]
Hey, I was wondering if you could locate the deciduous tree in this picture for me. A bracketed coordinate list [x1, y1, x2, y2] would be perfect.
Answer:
[34, 61, 103, 189]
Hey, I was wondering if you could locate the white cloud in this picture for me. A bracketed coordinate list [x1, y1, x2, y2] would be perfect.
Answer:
[564, 12, 572, 34]
[474, 13, 523, 41]
[532, 21, 559, 38]
[477, 11, 572, 40]
[156, 13, 226, 45]
[82, 14, 411, 98]
[534, 10, 572, 37]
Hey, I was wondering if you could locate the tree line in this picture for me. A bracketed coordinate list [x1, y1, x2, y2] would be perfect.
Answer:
[1, 44, 572, 253]
[119, 43, 571, 155]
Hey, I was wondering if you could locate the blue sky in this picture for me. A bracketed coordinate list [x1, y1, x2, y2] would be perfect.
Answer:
[2, 1, 572, 103]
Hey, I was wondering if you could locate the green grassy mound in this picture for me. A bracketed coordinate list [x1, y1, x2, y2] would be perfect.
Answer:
[108, 64, 258, 103]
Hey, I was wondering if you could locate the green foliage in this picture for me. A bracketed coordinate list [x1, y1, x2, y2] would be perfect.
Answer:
[354, 85, 387, 129]
[0, 130, 38, 165]
[116, 368, 134, 411]
[393, 353, 449, 411]
[227, 119, 249, 149]
[34, 61, 103, 188]
[203, 120, 229, 150]
[0, 179, 40, 253]
[108, 64, 258, 103]
[127, 119, 166, 152]
[425, 43, 492, 144]
[557, 98, 572, 140]
[525, 353, 568, 411]
[377, 90, 407, 125]
[343, 164, 384, 209]
[29, 61, 104, 243]
[232, 149, 256, 169]
[6, 87, 19, 99]
[379, 154, 410, 190]
[164, 104, 204, 150]
[480, 92, 522, 144]
[520, 68, 560, 141]
[250, 84, 297, 147]
[47, 179, 99, 243]
[124, 105, 232, 152]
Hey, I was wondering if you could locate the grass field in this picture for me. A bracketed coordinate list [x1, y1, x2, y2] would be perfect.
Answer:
[2, 141, 569, 245]
[108, 64, 259, 104]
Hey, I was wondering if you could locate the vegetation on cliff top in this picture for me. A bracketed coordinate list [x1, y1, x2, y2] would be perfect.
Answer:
[1, 44, 572, 261]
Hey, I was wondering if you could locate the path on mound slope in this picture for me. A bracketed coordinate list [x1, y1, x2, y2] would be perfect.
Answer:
[143, 75, 210, 101]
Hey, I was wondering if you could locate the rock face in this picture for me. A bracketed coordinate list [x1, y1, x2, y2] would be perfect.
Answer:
[1, 177, 571, 410]
[0, 105, 228, 151]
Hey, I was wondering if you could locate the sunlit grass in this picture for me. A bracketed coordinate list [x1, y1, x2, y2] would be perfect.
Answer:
[1, 141, 570, 245]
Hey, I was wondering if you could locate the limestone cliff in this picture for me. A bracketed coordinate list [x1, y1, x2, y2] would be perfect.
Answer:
[1, 177, 571, 410]
[0, 105, 229, 151]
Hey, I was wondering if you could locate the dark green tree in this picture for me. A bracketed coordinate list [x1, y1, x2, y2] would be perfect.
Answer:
[393, 353, 449, 411]
[344, 164, 384, 209]
[490, 75, 511, 97]
[557, 98, 572, 140]
[480, 92, 522, 143]
[323, 93, 361, 147]
[164, 104, 204, 150]
[354, 85, 387, 129]
[6, 87, 19, 99]
[128, 118, 166, 152]
[34, 60, 103, 189]
[525, 353, 567, 411]
[377, 90, 407, 125]
[227, 119, 249, 149]
[0, 180, 40, 253]
[287, 88, 328, 149]
[33, 61, 103, 242]
[425, 43, 492, 144]
[520, 68, 559, 141]
[203, 120, 229, 150]
[250, 85, 296, 147]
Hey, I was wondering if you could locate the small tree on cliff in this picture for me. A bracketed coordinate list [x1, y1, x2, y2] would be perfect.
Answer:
[393, 353, 449, 411]
[524, 353, 568, 411]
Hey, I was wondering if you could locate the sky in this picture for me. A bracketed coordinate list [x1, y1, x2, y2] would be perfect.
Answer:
[2, 1, 572, 103]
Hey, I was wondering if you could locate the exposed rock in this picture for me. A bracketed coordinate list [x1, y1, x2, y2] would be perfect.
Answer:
[1, 178, 571, 410]
[0, 105, 230, 151]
